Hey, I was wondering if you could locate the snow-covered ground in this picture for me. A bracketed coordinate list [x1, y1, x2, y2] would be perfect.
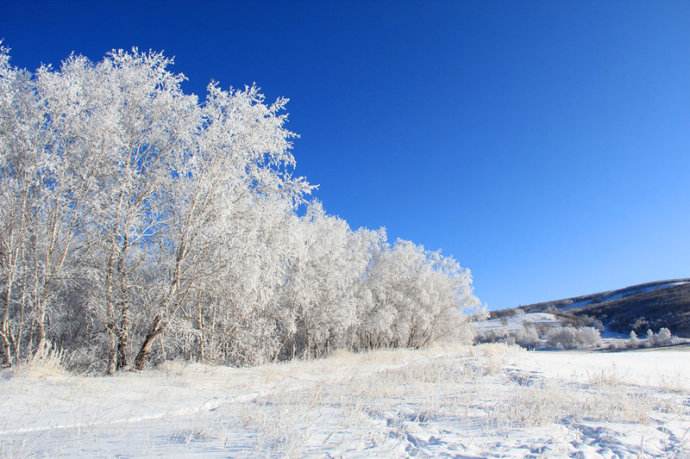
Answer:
[1, 344, 689, 458]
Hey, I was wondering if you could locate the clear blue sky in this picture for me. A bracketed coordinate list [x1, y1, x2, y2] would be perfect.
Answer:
[3, 0, 690, 309]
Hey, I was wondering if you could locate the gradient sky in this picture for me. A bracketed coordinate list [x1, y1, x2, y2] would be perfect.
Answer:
[3, 0, 690, 309]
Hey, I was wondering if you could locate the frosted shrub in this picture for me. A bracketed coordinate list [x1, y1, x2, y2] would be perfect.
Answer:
[474, 324, 541, 349]
[514, 325, 540, 349]
[653, 327, 673, 346]
[642, 328, 675, 347]
[476, 323, 604, 350]
[577, 326, 602, 346]
[622, 328, 677, 349]
[544, 326, 601, 350]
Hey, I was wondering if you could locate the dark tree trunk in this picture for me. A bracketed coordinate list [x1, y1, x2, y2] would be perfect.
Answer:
[0, 332, 11, 367]
[116, 234, 129, 370]
[134, 315, 164, 370]
[106, 323, 118, 375]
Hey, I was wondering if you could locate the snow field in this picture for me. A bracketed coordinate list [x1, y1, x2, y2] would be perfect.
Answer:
[1, 343, 689, 458]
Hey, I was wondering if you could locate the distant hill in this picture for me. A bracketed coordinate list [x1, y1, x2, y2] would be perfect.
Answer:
[492, 279, 690, 337]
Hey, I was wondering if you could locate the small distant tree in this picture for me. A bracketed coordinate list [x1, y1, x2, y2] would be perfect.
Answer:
[544, 326, 601, 350]
[646, 327, 673, 347]
[515, 325, 540, 349]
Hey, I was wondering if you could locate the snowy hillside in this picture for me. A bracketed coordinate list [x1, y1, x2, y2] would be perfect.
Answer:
[496, 278, 690, 337]
[2, 344, 689, 458]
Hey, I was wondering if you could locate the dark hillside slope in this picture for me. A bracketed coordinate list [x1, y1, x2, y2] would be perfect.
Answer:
[493, 279, 690, 337]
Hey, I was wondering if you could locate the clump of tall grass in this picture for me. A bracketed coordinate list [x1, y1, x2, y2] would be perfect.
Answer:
[14, 341, 68, 378]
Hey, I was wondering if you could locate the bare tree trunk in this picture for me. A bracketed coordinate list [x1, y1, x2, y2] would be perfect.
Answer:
[135, 235, 188, 370]
[196, 302, 205, 362]
[106, 326, 117, 375]
[1, 185, 32, 367]
[103, 193, 125, 375]
[1, 250, 16, 367]
[33, 261, 46, 352]
[134, 315, 163, 370]
[116, 234, 129, 370]
[35, 203, 65, 355]
[0, 332, 11, 368]
[105, 241, 118, 375]
[16, 279, 27, 363]
[36, 303, 46, 351]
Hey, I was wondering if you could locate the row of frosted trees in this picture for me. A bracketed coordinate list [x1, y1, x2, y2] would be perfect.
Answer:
[0, 46, 476, 373]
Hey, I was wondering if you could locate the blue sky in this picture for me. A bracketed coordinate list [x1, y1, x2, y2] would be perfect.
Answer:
[3, 0, 690, 309]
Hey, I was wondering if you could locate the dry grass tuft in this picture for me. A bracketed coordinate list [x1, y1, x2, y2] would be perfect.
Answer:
[14, 341, 68, 379]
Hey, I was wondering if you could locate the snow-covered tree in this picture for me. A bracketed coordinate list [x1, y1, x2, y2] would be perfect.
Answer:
[0, 45, 476, 372]
[358, 240, 476, 349]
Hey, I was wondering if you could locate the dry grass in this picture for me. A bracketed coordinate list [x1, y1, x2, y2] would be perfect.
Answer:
[492, 381, 655, 427]
[4, 343, 687, 457]
[238, 385, 326, 458]
[585, 365, 624, 387]
[232, 341, 686, 457]
[13, 341, 68, 379]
